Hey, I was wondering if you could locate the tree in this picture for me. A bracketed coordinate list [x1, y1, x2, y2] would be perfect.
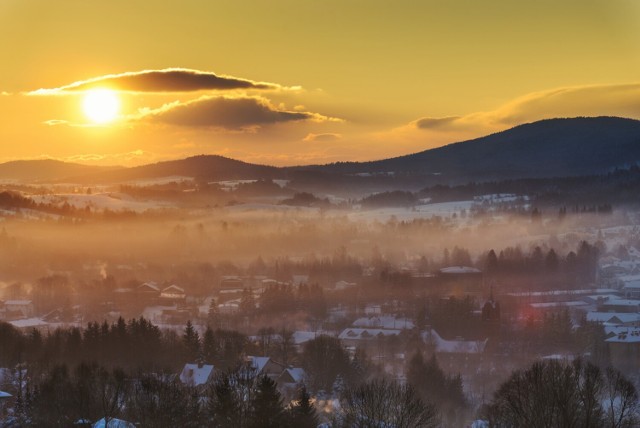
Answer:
[202, 326, 216, 364]
[302, 335, 351, 392]
[249, 375, 288, 428]
[486, 359, 639, 428]
[183, 321, 200, 362]
[485, 249, 498, 274]
[604, 367, 640, 428]
[290, 385, 319, 428]
[208, 373, 243, 427]
[337, 378, 439, 428]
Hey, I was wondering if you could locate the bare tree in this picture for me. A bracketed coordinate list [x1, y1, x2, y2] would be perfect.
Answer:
[338, 378, 439, 428]
[604, 367, 640, 428]
[487, 359, 639, 428]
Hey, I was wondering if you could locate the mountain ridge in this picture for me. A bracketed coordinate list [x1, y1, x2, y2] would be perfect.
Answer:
[2, 116, 639, 184]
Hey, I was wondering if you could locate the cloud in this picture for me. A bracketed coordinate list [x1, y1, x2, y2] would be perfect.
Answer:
[138, 96, 340, 130]
[64, 149, 153, 164]
[411, 83, 640, 135]
[28, 68, 288, 95]
[371, 82, 640, 155]
[303, 132, 342, 142]
[43, 119, 69, 126]
[415, 116, 462, 130]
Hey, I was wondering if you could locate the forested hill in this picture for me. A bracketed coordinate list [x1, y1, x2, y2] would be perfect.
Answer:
[302, 117, 640, 181]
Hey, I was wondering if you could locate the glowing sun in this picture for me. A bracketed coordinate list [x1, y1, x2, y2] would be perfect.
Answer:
[82, 89, 120, 124]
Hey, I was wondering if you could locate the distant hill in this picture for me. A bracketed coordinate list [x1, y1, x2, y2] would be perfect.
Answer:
[75, 155, 283, 183]
[302, 117, 640, 181]
[2, 117, 640, 186]
[0, 159, 119, 182]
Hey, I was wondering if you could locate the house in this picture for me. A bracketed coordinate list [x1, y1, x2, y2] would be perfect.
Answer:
[338, 328, 402, 347]
[219, 276, 244, 292]
[598, 299, 640, 313]
[8, 318, 49, 332]
[621, 277, 640, 299]
[3, 300, 34, 319]
[352, 315, 415, 330]
[437, 266, 484, 295]
[179, 363, 215, 387]
[292, 331, 319, 348]
[137, 282, 160, 297]
[586, 312, 640, 327]
[92, 417, 136, 428]
[245, 356, 285, 380]
[422, 329, 487, 354]
[276, 367, 307, 400]
[160, 285, 186, 301]
[606, 330, 640, 370]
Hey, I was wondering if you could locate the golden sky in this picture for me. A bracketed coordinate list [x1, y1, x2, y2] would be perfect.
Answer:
[1, 0, 639, 166]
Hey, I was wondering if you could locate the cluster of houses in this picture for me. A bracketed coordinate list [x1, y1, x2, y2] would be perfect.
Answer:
[501, 243, 640, 370]
[178, 355, 307, 402]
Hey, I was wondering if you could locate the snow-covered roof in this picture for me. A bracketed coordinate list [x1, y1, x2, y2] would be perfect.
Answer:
[439, 266, 482, 274]
[530, 301, 588, 309]
[507, 288, 618, 298]
[162, 284, 185, 293]
[92, 417, 136, 428]
[618, 274, 640, 283]
[3, 300, 32, 306]
[138, 282, 160, 292]
[179, 363, 214, 386]
[247, 356, 271, 373]
[352, 316, 415, 330]
[338, 328, 401, 340]
[292, 331, 318, 345]
[602, 299, 640, 307]
[9, 318, 48, 329]
[586, 312, 640, 325]
[281, 367, 306, 384]
[606, 330, 640, 343]
[422, 330, 487, 354]
[622, 280, 640, 290]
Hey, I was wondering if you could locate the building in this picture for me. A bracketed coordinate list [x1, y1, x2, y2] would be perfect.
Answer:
[179, 363, 215, 387]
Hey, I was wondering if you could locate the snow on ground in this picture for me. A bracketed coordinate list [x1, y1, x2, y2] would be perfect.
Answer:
[123, 175, 192, 186]
[225, 203, 319, 215]
[28, 192, 172, 212]
[347, 200, 475, 222]
[212, 180, 257, 191]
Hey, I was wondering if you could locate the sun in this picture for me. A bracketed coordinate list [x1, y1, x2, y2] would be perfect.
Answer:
[82, 88, 120, 124]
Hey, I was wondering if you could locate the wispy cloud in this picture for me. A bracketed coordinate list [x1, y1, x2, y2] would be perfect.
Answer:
[379, 82, 640, 153]
[412, 83, 640, 134]
[137, 95, 340, 131]
[64, 149, 152, 164]
[27, 68, 292, 95]
[303, 132, 342, 142]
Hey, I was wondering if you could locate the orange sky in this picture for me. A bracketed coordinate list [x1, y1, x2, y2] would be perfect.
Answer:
[1, 0, 640, 166]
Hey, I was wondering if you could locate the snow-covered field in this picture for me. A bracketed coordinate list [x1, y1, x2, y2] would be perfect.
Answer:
[347, 200, 475, 222]
[28, 192, 172, 212]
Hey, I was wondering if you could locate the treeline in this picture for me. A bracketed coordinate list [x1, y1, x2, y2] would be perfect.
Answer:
[10, 364, 319, 428]
[240, 283, 327, 318]
[7, 361, 446, 428]
[0, 318, 249, 373]
[482, 358, 639, 427]
[482, 240, 600, 285]
[420, 165, 640, 207]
